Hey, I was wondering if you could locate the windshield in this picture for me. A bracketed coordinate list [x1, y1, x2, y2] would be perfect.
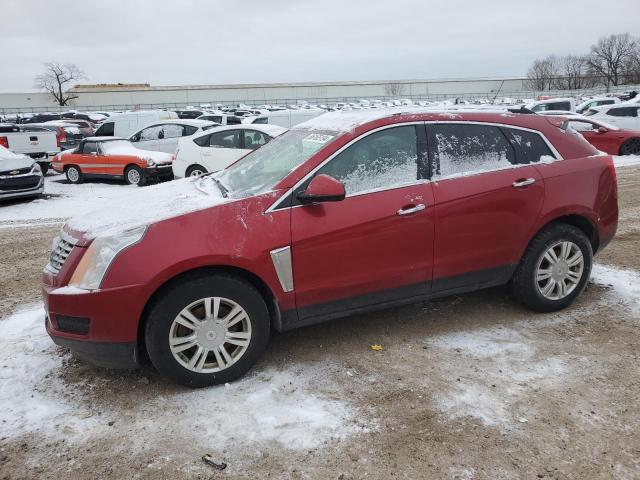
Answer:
[218, 128, 337, 197]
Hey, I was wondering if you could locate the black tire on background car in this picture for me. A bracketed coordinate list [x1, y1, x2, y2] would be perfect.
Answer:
[510, 223, 593, 313]
[144, 273, 271, 387]
[186, 164, 208, 177]
[65, 165, 83, 184]
[125, 165, 145, 186]
[619, 138, 640, 156]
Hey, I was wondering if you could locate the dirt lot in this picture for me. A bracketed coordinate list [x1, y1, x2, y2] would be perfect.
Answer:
[1, 166, 639, 480]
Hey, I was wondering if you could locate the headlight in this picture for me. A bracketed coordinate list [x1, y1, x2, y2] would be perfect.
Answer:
[31, 163, 42, 174]
[145, 158, 156, 167]
[68, 226, 146, 290]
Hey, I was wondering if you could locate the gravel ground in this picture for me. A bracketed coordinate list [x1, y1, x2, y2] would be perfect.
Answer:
[0, 165, 639, 480]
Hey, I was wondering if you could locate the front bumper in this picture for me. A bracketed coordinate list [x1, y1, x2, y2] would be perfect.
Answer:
[47, 322, 139, 369]
[43, 281, 148, 369]
[0, 175, 44, 200]
[144, 164, 174, 182]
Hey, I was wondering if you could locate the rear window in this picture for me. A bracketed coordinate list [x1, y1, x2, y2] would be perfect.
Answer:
[507, 128, 555, 163]
[608, 107, 638, 117]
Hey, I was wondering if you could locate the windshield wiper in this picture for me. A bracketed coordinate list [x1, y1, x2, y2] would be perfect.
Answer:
[212, 176, 229, 198]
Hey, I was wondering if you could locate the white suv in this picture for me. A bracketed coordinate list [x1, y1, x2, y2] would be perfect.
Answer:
[172, 124, 286, 178]
[586, 104, 640, 130]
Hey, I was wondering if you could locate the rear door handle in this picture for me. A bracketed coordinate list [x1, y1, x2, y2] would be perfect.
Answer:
[397, 204, 426, 216]
[512, 178, 536, 188]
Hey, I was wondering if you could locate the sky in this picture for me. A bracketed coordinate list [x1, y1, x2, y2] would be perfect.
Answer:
[1, 0, 638, 91]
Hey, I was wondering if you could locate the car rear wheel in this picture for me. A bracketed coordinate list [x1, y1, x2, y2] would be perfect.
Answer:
[620, 138, 640, 156]
[186, 164, 207, 177]
[125, 165, 145, 186]
[144, 273, 270, 387]
[510, 223, 592, 312]
[65, 165, 83, 184]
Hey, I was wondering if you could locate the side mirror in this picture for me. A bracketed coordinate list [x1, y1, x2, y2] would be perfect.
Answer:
[297, 174, 346, 204]
[597, 126, 608, 134]
[130, 134, 139, 142]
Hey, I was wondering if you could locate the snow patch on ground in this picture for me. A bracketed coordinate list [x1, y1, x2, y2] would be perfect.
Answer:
[0, 304, 368, 451]
[426, 264, 640, 427]
[613, 155, 640, 168]
[591, 264, 640, 316]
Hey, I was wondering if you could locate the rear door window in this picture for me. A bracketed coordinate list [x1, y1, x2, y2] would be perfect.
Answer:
[207, 130, 241, 148]
[506, 128, 555, 163]
[429, 123, 516, 177]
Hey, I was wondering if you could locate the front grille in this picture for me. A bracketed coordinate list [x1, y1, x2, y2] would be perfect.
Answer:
[0, 166, 31, 176]
[45, 232, 78, 275]
[56, 315, 90, 335]
[0, 175, 40, 191]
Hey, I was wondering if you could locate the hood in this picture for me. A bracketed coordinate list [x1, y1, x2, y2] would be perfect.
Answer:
[66, 175, 231, 240]
[0, 148, 34, 173]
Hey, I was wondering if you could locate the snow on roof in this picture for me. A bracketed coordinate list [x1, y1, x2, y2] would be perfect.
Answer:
[66, 175, 230, 238]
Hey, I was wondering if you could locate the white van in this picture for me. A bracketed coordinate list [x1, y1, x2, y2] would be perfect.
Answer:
[94, 110, 179, 138]
[525, 98, 576, 113]
[241, 109, 325, 128]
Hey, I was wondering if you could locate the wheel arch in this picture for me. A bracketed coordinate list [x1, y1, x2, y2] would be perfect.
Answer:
[137, 265, 282, 360]
[527, 213, 599, 256]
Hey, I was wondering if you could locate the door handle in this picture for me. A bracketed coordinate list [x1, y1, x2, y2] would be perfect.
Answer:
[512, 178, 535, 188]
[397, 204, 426, 216]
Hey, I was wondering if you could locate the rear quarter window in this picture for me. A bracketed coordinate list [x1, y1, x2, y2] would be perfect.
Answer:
[507, 129, 555, 163]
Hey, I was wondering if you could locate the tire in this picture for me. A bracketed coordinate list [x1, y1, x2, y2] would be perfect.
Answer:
[125, 165, 145, 186]
[619, 138, 640, 156]
[186, 164, 208, 177]
[65, 165, 83, 184]
[510, 223, 592, 313]
[145, 273, 271, 387]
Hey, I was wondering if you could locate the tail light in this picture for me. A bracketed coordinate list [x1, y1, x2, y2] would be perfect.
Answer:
[55, 127, 67, 147]
[0, 137, 8, 149]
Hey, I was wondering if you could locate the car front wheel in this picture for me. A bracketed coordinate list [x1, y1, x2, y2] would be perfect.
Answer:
[620, 138, 640, 156]
[144, 273, 270, 387]
[65, 165, 83, 184]
[186, 164, 207, 177]
[125, 165, 145, 186]
[511, 223, 592, 312]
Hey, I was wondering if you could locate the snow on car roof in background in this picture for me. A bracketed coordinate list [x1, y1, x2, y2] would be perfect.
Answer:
[66, 175, 231, 238]
[190, 123, 287, 139]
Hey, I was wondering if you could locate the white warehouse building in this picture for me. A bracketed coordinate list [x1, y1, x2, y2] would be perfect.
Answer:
[0, 77, 530, 113]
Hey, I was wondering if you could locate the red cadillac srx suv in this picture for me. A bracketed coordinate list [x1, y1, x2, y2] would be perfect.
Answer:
[43, 110, 618, 387]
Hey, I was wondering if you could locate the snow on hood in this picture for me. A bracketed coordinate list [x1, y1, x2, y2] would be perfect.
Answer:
[66, 176, 230, 239]
[100, 141, 174, 164]
[0, 145, 34, 171]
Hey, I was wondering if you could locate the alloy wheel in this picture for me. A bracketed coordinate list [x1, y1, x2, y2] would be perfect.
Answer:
[169, 297, 252, 373]
[621, 138, 640, 156]
[67, 167, 79, 182]
[535, 241, 584, 300]
[128, 169, 141, 184]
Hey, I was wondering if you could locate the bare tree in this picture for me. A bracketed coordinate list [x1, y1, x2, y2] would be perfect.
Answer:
[588, 33, 638, 87]
[34, 63, 86, 106]
[526, 55, 560, 91]
[559, 55, 590, 90]
[384, 82, 406, 97]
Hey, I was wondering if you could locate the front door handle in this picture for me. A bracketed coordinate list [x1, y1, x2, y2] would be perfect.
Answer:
[397, 204, 426, 216]
[512, 178, 536, 188]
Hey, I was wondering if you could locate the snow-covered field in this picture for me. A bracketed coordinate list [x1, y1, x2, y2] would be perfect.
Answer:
[1, 155, 638, 229]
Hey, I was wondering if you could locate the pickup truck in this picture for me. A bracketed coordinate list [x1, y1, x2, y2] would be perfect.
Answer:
[0, 124, 59, 174]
